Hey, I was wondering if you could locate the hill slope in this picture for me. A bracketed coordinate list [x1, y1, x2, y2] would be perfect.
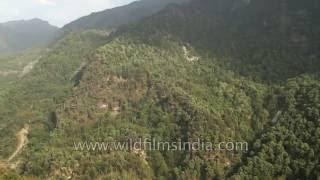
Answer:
[0, 19, 58, 53]
[62, 0, 189, 32]
[0, 49, 42, 98]
[0, 0, 319, 179]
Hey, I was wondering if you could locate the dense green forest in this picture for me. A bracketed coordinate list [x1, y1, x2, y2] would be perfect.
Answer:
[233, 76, 320, 179]
[62, 0, 189, 32]
[0, 0, 319, 179]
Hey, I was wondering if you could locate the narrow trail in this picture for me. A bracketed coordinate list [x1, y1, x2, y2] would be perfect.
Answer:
[0, 56, 41, 78]
[0, 125, 29, 170]
[19, 56, 41, 77]
[8, 125, 29, 162]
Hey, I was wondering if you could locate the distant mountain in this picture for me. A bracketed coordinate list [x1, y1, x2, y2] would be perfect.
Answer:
[0, 19, 58, 53]
[62, 0, 189, 32]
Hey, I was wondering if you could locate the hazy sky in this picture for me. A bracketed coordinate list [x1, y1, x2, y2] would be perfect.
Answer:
[0, 0, 136, 27]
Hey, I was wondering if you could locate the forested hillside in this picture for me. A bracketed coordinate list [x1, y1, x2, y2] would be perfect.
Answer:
[62, 0, 189, 32]
[0, 49, 42, 98]
[0, 30, 110, 176]
[233, 76, 320, 179]
[0, 0, 319, 179]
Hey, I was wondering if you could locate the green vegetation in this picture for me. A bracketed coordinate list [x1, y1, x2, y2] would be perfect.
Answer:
[0, 49, 42, 98]
[0, 0, 319, 179]
[62, 0, 189, 32]
[0, 30, 110, 159]
[233, 76, 320, 179]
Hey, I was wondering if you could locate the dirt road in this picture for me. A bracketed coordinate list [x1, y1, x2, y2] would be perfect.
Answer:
[8, 125, 29, 162]
[0, 125, 30, 170]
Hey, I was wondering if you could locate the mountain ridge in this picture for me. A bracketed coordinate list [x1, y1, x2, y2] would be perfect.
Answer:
[0, 19, 59, 54]
[62, 0, 190, 32]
